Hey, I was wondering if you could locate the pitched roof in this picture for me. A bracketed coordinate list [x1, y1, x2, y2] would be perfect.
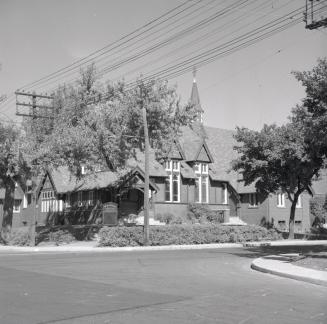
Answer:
[203, 126, 237, 183]
[178, 126, 205, 161]
[126, 150, 167, 177]
[180, 161, 196, 179]
[43, 150, 168, 195]
[49, 167, 119, 194]
[177, 125, 256, 192]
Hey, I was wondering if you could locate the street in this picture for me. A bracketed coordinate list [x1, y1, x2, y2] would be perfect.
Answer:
[0, 247, 326, 324]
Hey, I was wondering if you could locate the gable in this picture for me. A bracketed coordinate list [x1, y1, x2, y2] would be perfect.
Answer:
[197, 145, 211, 162]
[36, 171, 57, 199]
[168, 146, 184, 160]
[43, 175, 54, 191]
[121, 167, 159, 192]
[166, 140, 185, 160]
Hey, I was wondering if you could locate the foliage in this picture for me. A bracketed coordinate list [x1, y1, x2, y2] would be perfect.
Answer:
[188, 203, 224, 224]
[310, 195, 327, 225]
[97, 224, 282, 247]
[28, 65, 197, 176]
[232, 58, 327, 239]
[154, 213, 174, 224]
[154, 207, 224, 225]
[98, 226, 144, 247]
[0, 122, 31, 242]
[46, 230, 76, 245]
[4, 227, 31, 246]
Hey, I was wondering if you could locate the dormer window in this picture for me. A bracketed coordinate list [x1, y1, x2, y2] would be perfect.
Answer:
[164, 160, 180, 203]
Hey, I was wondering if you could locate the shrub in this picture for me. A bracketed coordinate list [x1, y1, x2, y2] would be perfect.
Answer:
[47, 230, 76, 245]
[98, 226, 144, 247]
[310, 195, 327, 226]
[188, 204, 224, 224]
[7, 228, 31, 246]
[98, 224, 281, 247]
[155, 213, 174, 224]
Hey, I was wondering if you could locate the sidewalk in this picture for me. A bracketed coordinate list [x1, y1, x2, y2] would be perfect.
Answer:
[0, 241, 244, 253]
[0, 239, 326, 253]
[251, 254, 327, 287]
[244, 239, 327, 247]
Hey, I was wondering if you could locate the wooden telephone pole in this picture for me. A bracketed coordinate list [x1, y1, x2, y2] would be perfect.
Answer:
[137, 82, 150, 245]
[304, 0, 327, 30]
[142, 106, 150, 245]
[15, 90, 54, 246]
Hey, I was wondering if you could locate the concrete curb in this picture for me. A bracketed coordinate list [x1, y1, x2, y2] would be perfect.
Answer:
[0, 242, 244, 253]
[251, 256, 327, 287]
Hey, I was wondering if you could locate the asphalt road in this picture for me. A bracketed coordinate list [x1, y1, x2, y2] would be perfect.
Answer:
[0, 247, 326, 324]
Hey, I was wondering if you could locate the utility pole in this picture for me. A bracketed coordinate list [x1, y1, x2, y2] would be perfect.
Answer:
[304, 0, 327, 30]
[15, 91, 54, 119]
[142, 105, 150, 245]
[137, 81, 150, 245]
[15, 90, 54, 246]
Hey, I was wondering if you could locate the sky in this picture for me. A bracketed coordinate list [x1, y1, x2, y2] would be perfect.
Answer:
[0, 0, 326, 131]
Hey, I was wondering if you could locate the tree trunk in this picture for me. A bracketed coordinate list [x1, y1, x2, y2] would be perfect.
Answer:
[288, 200, 297, 240]
[1, 177, 15, 243]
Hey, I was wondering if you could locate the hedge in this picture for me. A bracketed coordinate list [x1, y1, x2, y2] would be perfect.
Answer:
[97, 224, 282, 247]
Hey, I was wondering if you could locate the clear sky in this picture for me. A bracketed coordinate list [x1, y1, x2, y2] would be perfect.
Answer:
[0, 0, 326, 130]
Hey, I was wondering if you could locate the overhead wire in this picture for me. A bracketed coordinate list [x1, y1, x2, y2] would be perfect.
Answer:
[116, 0, 293, 85]
[28, 0, 246, 93]
[2, 1, 323, 119]
[20, 0, 204, 91]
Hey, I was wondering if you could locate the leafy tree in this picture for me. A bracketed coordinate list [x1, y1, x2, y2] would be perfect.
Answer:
[31, 66, 196, 175]
[0, 122, 30, 242]
[232, 58, 327, 239]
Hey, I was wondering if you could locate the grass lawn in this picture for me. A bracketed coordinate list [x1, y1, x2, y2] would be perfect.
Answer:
[293, 252, 327, 272]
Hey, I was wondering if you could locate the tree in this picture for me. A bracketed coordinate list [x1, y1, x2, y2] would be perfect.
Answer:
[232, 58, 327, 239]
[0, 122, 30, 242]
[31, 67, 196, 175]
[291, 58, 327, 159]
[26, 66, 197, 244]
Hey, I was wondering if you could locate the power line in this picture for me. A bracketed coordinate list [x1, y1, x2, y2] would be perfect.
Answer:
[5, 2, 322, 111]
[116, 0, 294, 86]
[122, 6, 308, 88]
[28, 0, 307, 95]
[24, 0, 234, 89]
[20, 0, 203, 91]
[28, 0, 220, 93]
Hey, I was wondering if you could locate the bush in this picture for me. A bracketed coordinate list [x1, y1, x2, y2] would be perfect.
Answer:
[7, 228, 31, 246]
[188, 204, 224, 224]
[98, 226, 144, 247]
[155, 213, 174, 224]
[98, 224, 282, 247]
[47, 230, 76, 245]
[310, 195, 327, 226]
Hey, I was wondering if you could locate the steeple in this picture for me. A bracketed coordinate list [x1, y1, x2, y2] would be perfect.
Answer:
[190, 68, 206, 138]
[190, 67, 204, 123]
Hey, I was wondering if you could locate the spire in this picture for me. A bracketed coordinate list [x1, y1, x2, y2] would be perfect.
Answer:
[193, 66, 197, 83]
[189, 68, 206, 138]
[190, 67, 204, 123]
